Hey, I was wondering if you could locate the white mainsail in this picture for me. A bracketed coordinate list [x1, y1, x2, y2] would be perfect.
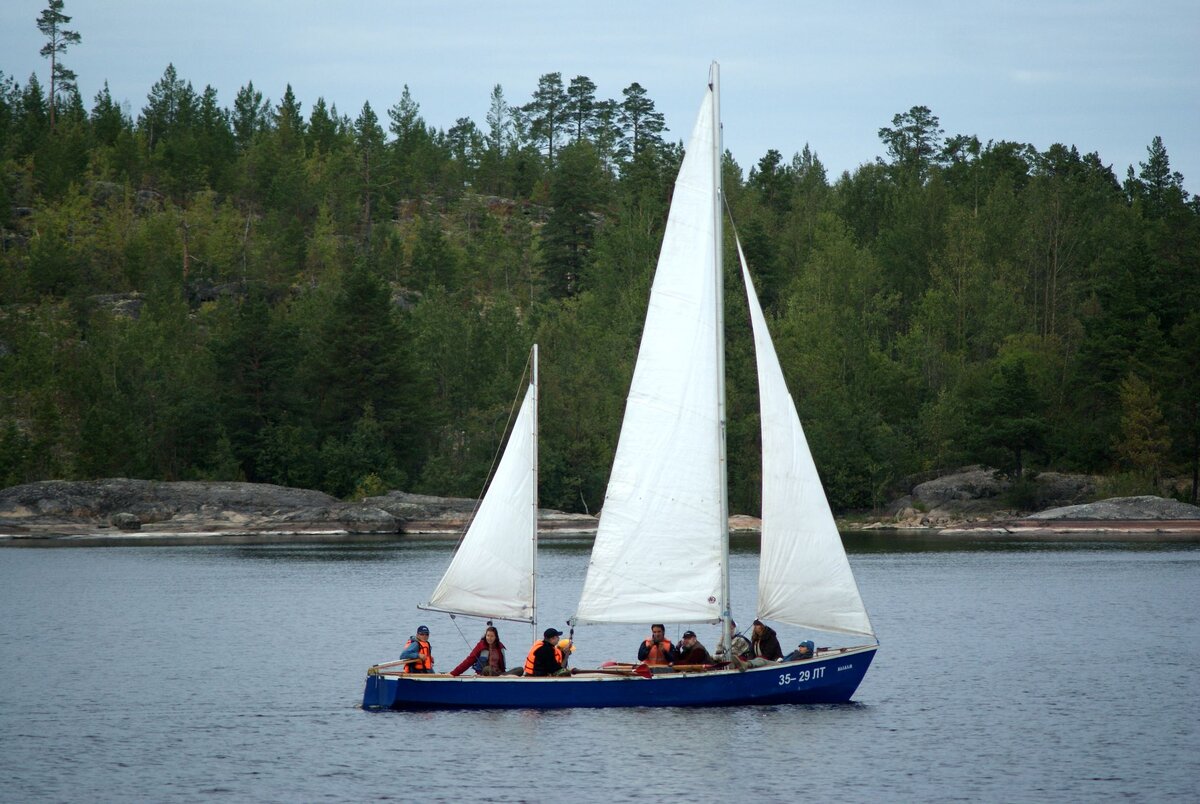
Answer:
[423, 372, 538, 623]
[737, 241, 875, 638]
[573, 87, 724, 625]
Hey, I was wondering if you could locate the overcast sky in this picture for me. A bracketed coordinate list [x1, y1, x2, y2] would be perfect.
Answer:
[3, 1, 1198, 193]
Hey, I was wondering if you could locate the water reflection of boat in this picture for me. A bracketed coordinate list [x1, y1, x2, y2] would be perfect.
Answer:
[363, 63, 877, 709]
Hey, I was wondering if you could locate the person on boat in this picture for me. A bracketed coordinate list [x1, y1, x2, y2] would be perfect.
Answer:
[449, 625, 506, 676]
[670, 630, 714, 666]
[747, 619, 784, 666]
[399, 625, 434, 673]
[715, 621, 753, 663]
[784, 640, 816, 662]
[637, 624, 674, 665]
[524, 628, 567, 676]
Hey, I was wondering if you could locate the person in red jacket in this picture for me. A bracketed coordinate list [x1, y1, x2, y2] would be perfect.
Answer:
[450, 625, 507, 676]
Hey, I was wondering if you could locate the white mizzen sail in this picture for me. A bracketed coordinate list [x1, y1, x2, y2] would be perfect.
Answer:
[737, 241, 875, 638]
[424, 374, 538, 623]
[573, 88, 724, 625]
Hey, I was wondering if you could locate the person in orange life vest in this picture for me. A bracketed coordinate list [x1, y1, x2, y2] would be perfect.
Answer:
[524, 628, 566, 676]
[399, 625, 434, 673]
[450, 625, 506, 676]
[637, 623, 673, 665]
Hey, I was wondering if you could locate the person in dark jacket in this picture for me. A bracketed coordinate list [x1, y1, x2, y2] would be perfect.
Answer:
[748, 619, 783, 665]
[524, 628, 567, 676]
[671, 630, 714, 665]
[450, 625, 507, 676]
[784, 640, 816, 662]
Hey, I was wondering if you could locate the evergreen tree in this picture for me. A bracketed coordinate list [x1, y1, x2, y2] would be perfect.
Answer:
[89, 82, 128, 147]
[485, 83, 510, 153]
[303, 263, 425, 482]
[617, 82, 665, 161]
[36, 0, 81, 132]
[967, 358, 1046, 478]
[1131, 136, 1186, 219]
[306, 97, 340, 154]
[748, 149, 792, 215]
[878, 105, 945, 182]
[353, 101, 386, 242]
[523, 72, 569, 166]
[409, 217, 459, 291]
[1114, 372, 1171, 485]
[273, 84, 306, 154]
[565, 74, 598, 143]
[1167, 314, 1200, 503]
[591, 98, 622, 173]
[16, 73, 50, 156]
[232, 81, 270, 150]
[542, 141, 607, 297]
[139, 64, 196, 150]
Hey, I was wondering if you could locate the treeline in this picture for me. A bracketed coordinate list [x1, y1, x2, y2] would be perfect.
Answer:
[0, 62, 1197, 511]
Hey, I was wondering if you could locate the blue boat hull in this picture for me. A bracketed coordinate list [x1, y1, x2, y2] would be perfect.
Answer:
[362, 646, 876, 710]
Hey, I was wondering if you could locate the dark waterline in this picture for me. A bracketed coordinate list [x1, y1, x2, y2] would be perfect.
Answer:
[2, 538, 1197, 802]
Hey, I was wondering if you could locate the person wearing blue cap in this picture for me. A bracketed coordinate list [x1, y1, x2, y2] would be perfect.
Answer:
[399, 625, 434, 673]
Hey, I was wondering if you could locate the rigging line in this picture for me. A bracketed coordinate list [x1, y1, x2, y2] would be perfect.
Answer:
[721, 192, 745, 253]
[448, 613, 473, 649]
[445, 348, 534, 556]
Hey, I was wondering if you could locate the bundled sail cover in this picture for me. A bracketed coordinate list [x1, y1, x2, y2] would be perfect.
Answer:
[574, 90, 724, 625]
[738, 242, 875, 638]
[425, 384, 537, 622]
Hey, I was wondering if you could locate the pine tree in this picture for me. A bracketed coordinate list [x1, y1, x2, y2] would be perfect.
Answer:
[618, 82, 665, 161]
[1115, 372, 1171, 485]
[354, 101, 386, 243]
[232, 81, 270, 151]
[565, 75, 598, 143]
[36, 0, 81, 132]
[523, 72, 569, 166]
[541, 141, 607, 297]
[878, 105, 945, 182]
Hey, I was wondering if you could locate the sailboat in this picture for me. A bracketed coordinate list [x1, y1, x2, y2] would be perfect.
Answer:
[362, 63, 877, 710]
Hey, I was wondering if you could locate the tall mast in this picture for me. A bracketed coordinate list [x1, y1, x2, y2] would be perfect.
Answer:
[710, 62, 732, 652]
[530, 343, 539, 647]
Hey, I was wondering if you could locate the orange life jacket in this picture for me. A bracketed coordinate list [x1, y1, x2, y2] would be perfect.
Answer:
[402, 638, 433, 673]
[524, 640, 564, 675]
[642, 638, 674, 665]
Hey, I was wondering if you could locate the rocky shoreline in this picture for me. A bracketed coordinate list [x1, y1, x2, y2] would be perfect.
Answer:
[1, 474, 1197, 546]
[0, 479, 597, 546]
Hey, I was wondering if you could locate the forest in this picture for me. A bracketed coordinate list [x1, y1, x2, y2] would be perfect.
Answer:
[2, 5, 1198, 514]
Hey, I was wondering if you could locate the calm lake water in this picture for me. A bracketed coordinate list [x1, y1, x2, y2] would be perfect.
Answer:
[2, 534, 1198, 802]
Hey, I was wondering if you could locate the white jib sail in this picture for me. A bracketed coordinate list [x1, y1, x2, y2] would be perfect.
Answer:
[425, 383, 536, 622]
[738, 240, 875, 638]
[573, 88, 724, 625]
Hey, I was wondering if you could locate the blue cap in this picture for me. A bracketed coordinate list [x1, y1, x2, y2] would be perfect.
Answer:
[417, 625, 429, 635]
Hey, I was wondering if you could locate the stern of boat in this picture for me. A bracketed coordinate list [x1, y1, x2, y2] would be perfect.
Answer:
[362, 667, 399, 710]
